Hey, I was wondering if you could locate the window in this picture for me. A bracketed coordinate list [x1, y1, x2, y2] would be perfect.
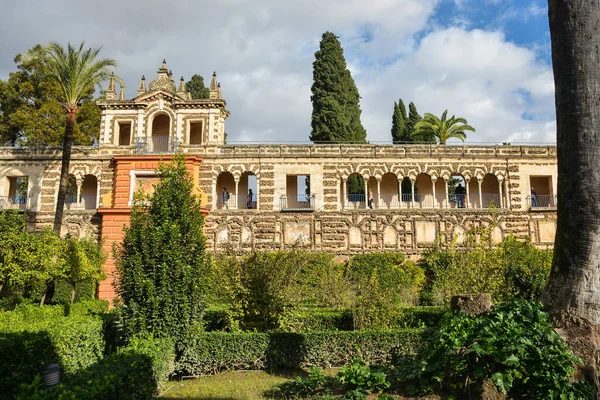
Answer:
[189, 122, 203, 145]
[118, 122, 132, 145]
[529, 176, 555, 208]
[2, 176, 29, 210]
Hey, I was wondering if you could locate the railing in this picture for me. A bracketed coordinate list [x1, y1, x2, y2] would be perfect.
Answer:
[527, 195, 556, 209]
[135, 136, 178, 154]
[280, 194, 315, 211]
[215, 194, 257, 210]
[64, 195, 97, 210]
[342, 193, 506, 210]
[0, 196, 29, 211]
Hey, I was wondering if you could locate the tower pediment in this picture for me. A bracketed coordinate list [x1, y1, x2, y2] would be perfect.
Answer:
[134, 89, 186, 103]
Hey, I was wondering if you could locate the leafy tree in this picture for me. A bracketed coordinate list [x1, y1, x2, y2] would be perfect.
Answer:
[63, 236, 106, 304]
[0, 45, 101, 146]
[29, 42, 119, 234]
[414, 110, 476, 145]
[391, 99, 411, 144]
[348, 175, 365, 195]
[185, 74, 210, 99]
[310, 32, 366, 143]
[115, 154, 209, 342]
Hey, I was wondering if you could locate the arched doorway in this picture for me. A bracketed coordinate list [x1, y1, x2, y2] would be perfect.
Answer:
[380, 173, 398, 209]
[216, 172, 235, 209]
[65, 175, 77, 209]
[416, 173, 433, 208]
[401, 177, 413, 207]
[481, 174, 500, 208]
[81, 175, 98, 209]
[344, 173, 365, 209]
[239, 171, 258, 209]
[448, 173, 466, 209]
[151, 114, 171, 152]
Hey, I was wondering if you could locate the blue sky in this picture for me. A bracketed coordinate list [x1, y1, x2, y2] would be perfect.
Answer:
[0, 0, 556, 144]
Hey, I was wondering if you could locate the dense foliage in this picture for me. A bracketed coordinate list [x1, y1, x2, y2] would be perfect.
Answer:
[0, 210, 105, 307]
[420, 234, 552, 304]
[394, 301, 593, 399]
[414, 110, 476, 145]
[310, 31, 366, 143]
[0, 45, 102, 146]
[115, 154, 209, 342]
[209, 251, 424, 331]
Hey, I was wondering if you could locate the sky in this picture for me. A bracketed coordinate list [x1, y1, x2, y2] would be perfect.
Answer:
[0, 0, 555, 145]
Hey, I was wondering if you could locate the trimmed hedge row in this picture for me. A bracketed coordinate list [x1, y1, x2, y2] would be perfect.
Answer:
[176, 329, 422, 375]
[17, 337, 175, 400]
[203, 306, 448, 332]
[0, 302, 108, 400]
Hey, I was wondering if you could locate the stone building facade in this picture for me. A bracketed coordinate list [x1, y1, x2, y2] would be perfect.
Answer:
[0, 61, 558, 301]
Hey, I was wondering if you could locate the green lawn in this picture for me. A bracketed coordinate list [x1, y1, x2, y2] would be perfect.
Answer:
[156, 369, 443, 400]
[156, 370, 295, 400]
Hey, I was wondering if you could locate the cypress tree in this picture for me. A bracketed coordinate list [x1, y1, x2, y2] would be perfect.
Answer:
[114, 154, 208, 342]
[392, 99, 412, 144]
[310, 32, 366, 143]
[407, 102, 434, 143]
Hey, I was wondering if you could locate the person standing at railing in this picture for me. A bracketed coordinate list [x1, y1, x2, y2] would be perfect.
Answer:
[246, 189, 253, 208]
[531, 187, 538, 208]
[222, 187, 230, 209]
[455, 183, 465, 208]
[368, 188, 374, 209]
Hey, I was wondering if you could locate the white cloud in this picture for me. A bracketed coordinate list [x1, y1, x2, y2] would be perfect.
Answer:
[0, 0, 554, 145]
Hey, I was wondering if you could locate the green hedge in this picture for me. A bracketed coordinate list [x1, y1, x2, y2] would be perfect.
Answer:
[0, 303, 106, 400]
[176, 329, 421, 375]
[0, 316, 104, 399]
[16, 337, 175, 400]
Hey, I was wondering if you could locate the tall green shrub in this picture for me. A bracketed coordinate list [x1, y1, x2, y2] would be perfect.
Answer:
[114, 154, 209, 342]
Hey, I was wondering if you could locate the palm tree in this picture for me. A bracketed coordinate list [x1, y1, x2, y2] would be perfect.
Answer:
[413, 110, 475, 145]
[33, 42, 120, 234]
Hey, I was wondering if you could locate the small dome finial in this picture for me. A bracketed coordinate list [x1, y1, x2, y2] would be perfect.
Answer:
[142, 75, 145, 80]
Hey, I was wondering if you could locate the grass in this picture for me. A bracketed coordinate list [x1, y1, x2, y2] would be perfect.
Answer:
[156, 370, 297, 400]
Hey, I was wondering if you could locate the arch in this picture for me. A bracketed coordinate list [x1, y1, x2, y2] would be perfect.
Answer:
[65, 174, 77, 207]
[216, 171, 235, 209]
[448, 173, 466, 209]
[481, 173, 500, 208]
[379, 173, 399, 209]
[239, 171, 257, 209]
[81, 175, 98, 209]
[416, 173, 433, 208]
[400, 177, 413, 205]
[367, 176, 378, 209]
[344, 173, 365, 209]
[150, 113, 171, 152]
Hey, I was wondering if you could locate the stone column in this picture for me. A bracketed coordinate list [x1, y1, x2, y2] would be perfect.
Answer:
[96, 179, 101, 208]
[397, 176, 402, 209]
[410, 178, 415, 209]
[364, 177, 368, 209]
[431, 176, 437, 209]
[234, 177, 240, 210]
[342, 177, 347, 210]
[76, 177, 82, 210]
[376, 177, 381, 209]
[465, 178, 471, 209]
[256, 176, 260, 210]
[477, 178, 483, 208]
[444, 177, 449, 208]
[504, 179, 510, 209]
[498, 177, 504, 208]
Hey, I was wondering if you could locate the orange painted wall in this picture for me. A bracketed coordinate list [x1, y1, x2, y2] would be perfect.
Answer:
[97, 155, 206, 303]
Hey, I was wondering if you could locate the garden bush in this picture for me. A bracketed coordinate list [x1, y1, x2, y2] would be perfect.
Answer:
[394, 300, 594, 399]
[420, 234, 552, 304]
[176, 329, 421, 375]
[16, 336, 175, 400]
[0, 306, 104, 399]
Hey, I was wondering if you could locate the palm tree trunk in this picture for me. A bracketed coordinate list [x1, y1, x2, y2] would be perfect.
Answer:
[542, 0, 600, 387]
[53, 107, 78, 235]
[71, 284, 76, 304]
